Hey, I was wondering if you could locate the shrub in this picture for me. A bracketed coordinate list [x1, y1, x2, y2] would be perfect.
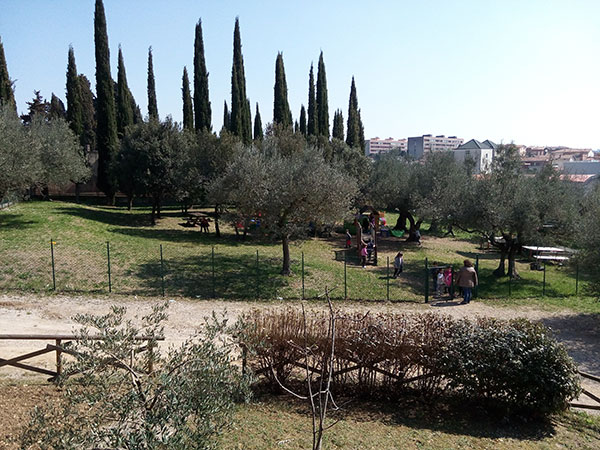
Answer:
[239, 309, 580, 416]
[19, 305, 251, 450]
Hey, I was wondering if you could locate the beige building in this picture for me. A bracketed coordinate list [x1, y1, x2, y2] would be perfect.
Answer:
[406, 134, 464, 159]
[364, 137, 407, 157]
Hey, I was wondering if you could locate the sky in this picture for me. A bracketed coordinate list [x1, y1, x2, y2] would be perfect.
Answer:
[1, 0, 600, 149]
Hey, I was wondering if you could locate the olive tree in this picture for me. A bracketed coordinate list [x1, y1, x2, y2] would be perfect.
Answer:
[576, 184, 600, 293]
[210, 144, 358, 275]
[20, 304, 251, 449]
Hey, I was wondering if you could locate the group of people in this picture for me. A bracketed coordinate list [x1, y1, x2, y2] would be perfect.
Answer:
[434, 259, 478, 304]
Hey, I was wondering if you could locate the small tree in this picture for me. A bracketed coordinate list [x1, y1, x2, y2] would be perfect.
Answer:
[20, 304, 251, 449]
[210, 144, 357, 274]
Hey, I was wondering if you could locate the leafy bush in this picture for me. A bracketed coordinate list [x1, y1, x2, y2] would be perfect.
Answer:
[20, 304, 251, 450]
[240, 309, 580, 416]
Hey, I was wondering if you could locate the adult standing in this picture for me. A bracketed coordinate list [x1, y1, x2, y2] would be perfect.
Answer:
[455, 259, 478, 304]
[393, 252, 403, 278]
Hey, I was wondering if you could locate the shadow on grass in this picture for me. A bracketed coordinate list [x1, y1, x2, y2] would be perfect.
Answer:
[255, 393, 557, 442]
[58, 206, 152, 227]
[127, 252, 291, 299]
[0, 212, 39, 231]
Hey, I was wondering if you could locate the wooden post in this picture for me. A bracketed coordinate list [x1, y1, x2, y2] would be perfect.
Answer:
[386, 256, 390, 301]
[55, 338, 62, 377]
[424, 258, 429, 303]
[301, 251, 305, 299]
[50, 239, 56, 291]
[147, 340, 154, 374]
[106, 241, 112, 293]
[344, 251, 347, 300]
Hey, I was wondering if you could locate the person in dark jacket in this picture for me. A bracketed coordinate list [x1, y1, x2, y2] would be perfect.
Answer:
[455, 259, 478, 304]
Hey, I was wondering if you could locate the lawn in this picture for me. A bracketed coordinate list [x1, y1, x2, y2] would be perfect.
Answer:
[0, 200, 597, 312]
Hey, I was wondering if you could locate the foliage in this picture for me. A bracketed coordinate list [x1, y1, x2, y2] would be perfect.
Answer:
[315, 52, 329, 138]
[0, 105, 40, 199]
[0, 35, 15, 109]
[230, 18, 252, 144]
[20, 90, 50, 124]
[94, 0, 119, 201]
[240, 309, 580, 416]
[209, 144, 357, 274]
[65, 46, 83, 139]
[116, 47, 135, 137]
[181, 66, 194, 131]
[307, 63, 317, 137]
[19, 304, 251, 449]
[49, 93, 66, 120]
[253, 102, 263, 141]
[193, 19, 211, 132]
[332, 109, 344, 141]
[576, 185, 600, 293]
[273, 52, 292, 128]
[147, 47, 159, 121]
[299, 105, 307, 137]
[346, 77, 360, 149]
[77, 74, 97, 154]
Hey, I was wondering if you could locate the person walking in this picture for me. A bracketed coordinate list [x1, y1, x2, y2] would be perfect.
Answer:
[393, 252, 403, 278]
[455, 259, 478, 304]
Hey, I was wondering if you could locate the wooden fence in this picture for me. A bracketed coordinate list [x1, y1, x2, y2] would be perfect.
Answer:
[0, 334, 164, 381]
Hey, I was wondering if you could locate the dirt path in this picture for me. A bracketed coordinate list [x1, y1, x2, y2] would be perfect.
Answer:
[1, 293, 599, 408]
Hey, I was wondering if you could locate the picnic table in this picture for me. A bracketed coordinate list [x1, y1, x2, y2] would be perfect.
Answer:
[183, 213, 210, 228]
[523, 245, 571, 268]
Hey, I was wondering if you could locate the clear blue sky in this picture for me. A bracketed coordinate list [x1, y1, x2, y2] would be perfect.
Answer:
[2, 0, 599, 149]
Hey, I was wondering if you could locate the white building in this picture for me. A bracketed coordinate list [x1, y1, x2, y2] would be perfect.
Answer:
[452, 139, 497, 174]
[364, 137, 407, 157]
[406, 134, 463, 159]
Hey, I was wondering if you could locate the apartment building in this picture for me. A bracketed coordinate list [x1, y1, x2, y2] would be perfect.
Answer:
[364, 137, 407, 157]
[406, 134, 463, 159]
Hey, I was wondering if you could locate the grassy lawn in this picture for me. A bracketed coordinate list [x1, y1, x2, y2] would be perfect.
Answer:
[0, 200, 597, 312]
[220, 396, 600, 449]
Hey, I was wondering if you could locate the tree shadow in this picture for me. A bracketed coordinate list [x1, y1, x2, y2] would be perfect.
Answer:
[57, 206, 151, 227]
[540, 313, 600, 374]
[0, 213, 38, 230]
[126, 252, 291, 299]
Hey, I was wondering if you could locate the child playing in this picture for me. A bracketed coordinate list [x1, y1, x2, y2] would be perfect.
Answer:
[443, 267, 452, 294]
[345, 229, 352, 248]
[436, 269, 445, 297]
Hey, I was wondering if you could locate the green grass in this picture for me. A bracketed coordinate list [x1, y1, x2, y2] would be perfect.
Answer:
[219, 395, 600, 449]
[0, 200, 598, 312]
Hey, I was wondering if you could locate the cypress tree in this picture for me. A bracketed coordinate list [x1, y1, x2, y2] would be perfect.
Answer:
[182, 66, 194, 131]
[193, 19, 211, 132]
[78, 74, 96, 154]
[116, 46, 134, 137]
[299, 105, 307, 137]
[316, 52, 329, 138]
[0, 36, 15, 110]
[307, 64, 316, 136]
[49, 94, 66, 120]
[230, 18, 252, 144]
[222, 100, 230, 132]
[273, 52, 292, 128]
[147, 47, 158, 121]
[254, 102, 263, 141]
[346, 76, 361, 148]
[94, 0, 119, 202]
[332, 109, 344, 141]
[66, 46, 83, 138]
[358, 108, 365, 152]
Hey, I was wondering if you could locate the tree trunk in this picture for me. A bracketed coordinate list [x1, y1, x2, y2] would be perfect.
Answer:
[75, 183, 81, 204]
[508, 246, 520, 279]
[405, 215, 422, 242]
[394, 212, 408, 231]
[151, 202, 156, 226]
[444, 223, 455, 237]
[428, 219, 439, 233]
[156, 198, 162, 219]
[214, 205, 221, 238]
[127, 195, 133, 211]
[494, 250, 506, 276]
[281, 235, 291, 276]
[108, 193, 116, 206]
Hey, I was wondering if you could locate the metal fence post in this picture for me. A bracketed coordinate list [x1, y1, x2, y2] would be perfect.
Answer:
[211, 246, 216, 299]
[255, 250, 259, 300]
[542, 261, 546, 297]
[474, 255, 480, 298]
[160, 244, 165, 297]
[450, 266, 455, 299]
[106, 241, 112, 293]
[301, 251, 305, 299]
[386, 256, 390, 302]
[344, 251, 348, 300]
[50, 239, 56, 291]
[424, 257, 429, 303]
[575, 262, 579, 296]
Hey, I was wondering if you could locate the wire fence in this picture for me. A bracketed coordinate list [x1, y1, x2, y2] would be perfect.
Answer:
[0, 239, 587, 301]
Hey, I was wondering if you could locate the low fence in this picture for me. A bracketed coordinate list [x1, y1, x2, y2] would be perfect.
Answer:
[0, 239, 587, 301]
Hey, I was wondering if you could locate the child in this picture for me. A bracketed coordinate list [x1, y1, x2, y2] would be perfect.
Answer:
[443, 267, 452, 294]
[393, 252, 403, 278]
[436, 269, 445, 297]
[360, 244, 368, 268]
[367, 240, 374, 260]
[345, 229, 352, 248]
